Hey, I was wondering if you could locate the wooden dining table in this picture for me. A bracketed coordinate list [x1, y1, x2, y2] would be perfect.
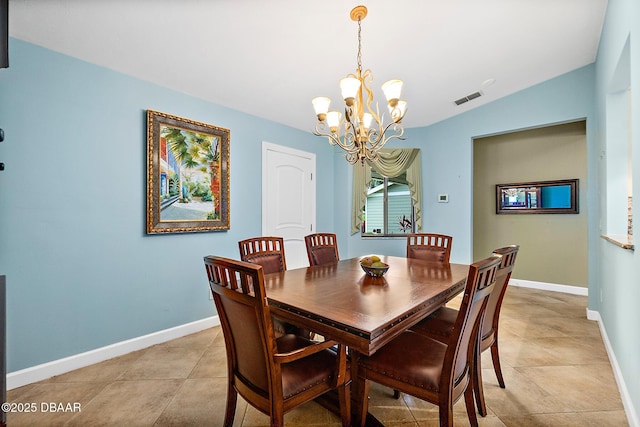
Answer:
[264, 255, 469, 426]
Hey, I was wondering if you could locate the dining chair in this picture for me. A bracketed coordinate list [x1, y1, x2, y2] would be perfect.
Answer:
[355, 255, 501, 427]
[204, 256, 351, 427]
[406, 233, 453, 263]
[410, 245, 519, 416]
[238, 236, 287, 274]
[305, 233, 340, 266]
[238, 236, 310, 338]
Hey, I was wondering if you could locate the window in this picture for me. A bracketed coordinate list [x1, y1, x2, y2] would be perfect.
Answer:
[351, 148, 422, 237]
[362, 170, 415, 235]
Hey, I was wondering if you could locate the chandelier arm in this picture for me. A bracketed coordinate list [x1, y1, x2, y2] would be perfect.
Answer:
[337, 120, 359, 152]
[363, 122, 405, 153]
[345, 152, 359, 164]
[314, 130, 351, 152]
[313, 122, 361, 156]
[337, 138, 359, 153]
[384, 122, 406, 142]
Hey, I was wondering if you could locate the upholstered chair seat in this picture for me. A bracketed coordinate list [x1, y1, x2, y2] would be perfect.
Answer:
[407, 246, 450, 263]
[406, 233, 453, 263]
[305, 233, 340, 266]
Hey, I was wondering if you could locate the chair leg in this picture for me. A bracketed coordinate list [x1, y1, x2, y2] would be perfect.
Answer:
[393, 389, 400, 399]
[464, 383, 479, 427]
[473, 350, 488, 417]
[439, 400, 455, 427]
[223, 383, 238, 427]
[270, 414, 284, 427]
[490, 340, 506, 388]
[270, 404, 285, 427]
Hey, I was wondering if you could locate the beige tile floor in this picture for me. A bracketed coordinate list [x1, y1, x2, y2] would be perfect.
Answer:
[6, 286, 629, 426]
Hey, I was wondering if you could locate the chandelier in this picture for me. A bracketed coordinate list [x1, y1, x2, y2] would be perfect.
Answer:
[312, 5, 407, 165]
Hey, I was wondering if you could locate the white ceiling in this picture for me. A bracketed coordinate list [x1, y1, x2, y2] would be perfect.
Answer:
[8, 0, 607, 131]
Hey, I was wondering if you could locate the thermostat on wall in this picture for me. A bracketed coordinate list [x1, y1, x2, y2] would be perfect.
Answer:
[438, 194, 449, 203]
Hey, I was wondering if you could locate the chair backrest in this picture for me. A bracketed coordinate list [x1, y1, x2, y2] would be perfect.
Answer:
[305, 233, 340, 266]
[238, 236, 287, 274]
[204, 256, 276, 396]
[443, 255, 501, 398]
[406, 233, 453, 263]
[479, 245, 519, 347]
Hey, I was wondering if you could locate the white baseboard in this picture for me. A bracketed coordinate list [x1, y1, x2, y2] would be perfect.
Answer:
[586, 310, 639, 427]
[7, 316, 220, 390]
[509, 278, 588, 296]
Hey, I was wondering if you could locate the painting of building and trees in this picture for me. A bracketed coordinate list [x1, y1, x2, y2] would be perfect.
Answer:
[158, 125, 222, 221]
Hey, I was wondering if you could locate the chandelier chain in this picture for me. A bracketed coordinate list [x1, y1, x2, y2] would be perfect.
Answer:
[357, 18, 362, 74]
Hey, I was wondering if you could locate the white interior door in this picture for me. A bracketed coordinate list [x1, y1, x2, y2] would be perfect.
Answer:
[262, 142, 316, 269]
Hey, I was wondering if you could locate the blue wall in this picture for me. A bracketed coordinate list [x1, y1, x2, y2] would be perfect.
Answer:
[594, 0, 640, 421]
[0, 39, 335, 371]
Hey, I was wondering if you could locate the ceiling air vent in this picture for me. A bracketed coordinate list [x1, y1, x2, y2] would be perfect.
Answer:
[454, 91, 483, 106]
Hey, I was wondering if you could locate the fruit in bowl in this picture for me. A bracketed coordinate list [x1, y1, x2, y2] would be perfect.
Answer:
[359, 255, 382, 266]
[360, 256, 389, 277]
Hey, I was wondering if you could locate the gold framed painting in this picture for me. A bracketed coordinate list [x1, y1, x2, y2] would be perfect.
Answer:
[146, 110, 230, 234]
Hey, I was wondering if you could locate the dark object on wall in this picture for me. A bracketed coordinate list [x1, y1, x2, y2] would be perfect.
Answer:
[496, 179, 579, 214]
[0, 0, 7, 69]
